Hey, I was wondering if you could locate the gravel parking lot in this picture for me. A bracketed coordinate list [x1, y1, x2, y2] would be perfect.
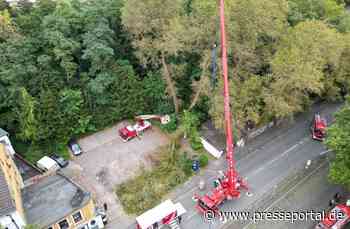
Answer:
[62, 121, 170, 228]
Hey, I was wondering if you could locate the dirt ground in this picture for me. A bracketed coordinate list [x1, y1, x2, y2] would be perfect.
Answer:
[62, 121, 170, 228]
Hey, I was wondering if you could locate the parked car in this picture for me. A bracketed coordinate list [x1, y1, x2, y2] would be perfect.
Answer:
[68, 139, 83, 156]
[50, 154, 69, 168]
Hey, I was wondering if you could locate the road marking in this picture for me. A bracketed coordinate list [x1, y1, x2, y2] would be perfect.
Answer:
[175, 138, 311, 217]
[177, 138, 311, 222]
[319, 149, 331, 156]
[240, 161, 328, 229]
[184, 211, 198, 221]
[265, 161, 327, 212]
[245, 138, 308, 179]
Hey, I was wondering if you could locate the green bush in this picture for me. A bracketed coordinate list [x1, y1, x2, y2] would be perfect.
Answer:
[192, 96, 210, 123]
[56, 143, 71, 159]
[190, 136, 203, 150]
[189, 129, 203, 151]
[179, 152, 193, 176]
[25, 144, 44, 164]
[199, 154, 209, 168]
[116, 146, 192, 215]
[160, 113, 177, 133]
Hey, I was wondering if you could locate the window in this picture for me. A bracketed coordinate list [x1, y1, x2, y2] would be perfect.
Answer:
[77, 224, 89, 229]
[72, 211, 83, 223]
[58, 219, 69, 229]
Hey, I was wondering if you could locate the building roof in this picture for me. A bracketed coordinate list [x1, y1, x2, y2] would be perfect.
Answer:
[0, 128, 8, 138]
[22, 174, 91, 227]
[0, 168, 15, 215]
[13, 154, 40, 182]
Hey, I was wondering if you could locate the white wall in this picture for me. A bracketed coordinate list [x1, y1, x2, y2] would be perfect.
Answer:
[0, 136, 15, 156]
[0, 211, 26, 229]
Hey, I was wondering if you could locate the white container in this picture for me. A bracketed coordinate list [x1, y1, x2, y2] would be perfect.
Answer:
[36, 156, 59, 172]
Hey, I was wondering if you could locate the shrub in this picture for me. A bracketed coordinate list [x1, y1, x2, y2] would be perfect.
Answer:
[192, 96, 210, 123]
[24, 144, 44, 164]
[199, 153, 209, 168]
[160, 113, 177, 133]
[189, 129, 203, 151]
[179, 152, 193, 176]
[116, 146, 191, 215]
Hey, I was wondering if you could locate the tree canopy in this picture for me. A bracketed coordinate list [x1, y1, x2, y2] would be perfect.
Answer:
[326, 96, 350, 187]
[0, 0, 349, 162]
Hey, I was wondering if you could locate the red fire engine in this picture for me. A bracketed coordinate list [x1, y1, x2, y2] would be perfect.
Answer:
[193, 0, 249, 215]
[311, 113, 327, 141]
[119, 115, 170, 142]
[315, 204, 350, 229]
[136, 199, 186, 229]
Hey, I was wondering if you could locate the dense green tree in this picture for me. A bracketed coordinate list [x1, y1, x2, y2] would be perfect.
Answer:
[207, 0, 289, 130]
[0, 0, 9, 11]
[0, 0, 151, 160]
[86, 60, 145, 127]
[14, 88, 38, 141]
[0, 9, 18, 41]
[0, 0, 349, 162]
[143, 72, 173, 114]
[334, 35, 350, 95]
[228, 0, 288, 74]
[266, 21, 344, 118]
[326, 96, 350, 187]
[180, 110, 200, 138]
[288, 0, 345, 24]
[122, 0, 188, 113]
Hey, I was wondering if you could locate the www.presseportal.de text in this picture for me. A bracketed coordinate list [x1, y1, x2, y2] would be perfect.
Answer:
[204, 209, 344, 224]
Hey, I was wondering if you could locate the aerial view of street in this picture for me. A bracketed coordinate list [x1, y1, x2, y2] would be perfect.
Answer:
[1, 0, 350, 229]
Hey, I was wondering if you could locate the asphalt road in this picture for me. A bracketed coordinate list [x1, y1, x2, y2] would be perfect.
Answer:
[167, 101, 343, 229]
[122, 101, 342, 229]
[242, 161, 344, 229]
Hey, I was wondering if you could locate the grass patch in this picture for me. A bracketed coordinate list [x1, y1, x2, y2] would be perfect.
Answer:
[10, 137, 29, 155]
[116, 141, 193, 215]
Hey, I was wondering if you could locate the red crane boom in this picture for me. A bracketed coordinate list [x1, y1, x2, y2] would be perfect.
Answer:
[194, 0, 248, 214]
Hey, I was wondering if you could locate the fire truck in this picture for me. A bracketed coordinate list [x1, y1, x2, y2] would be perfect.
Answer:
[136, 199, 186, 229]
[315, 203, 350, 229]
[311, 113, 327, 141]
[118, 115, 170, 142]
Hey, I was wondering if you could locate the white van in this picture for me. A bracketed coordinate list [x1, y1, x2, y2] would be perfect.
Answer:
[36, 156, 60, 172]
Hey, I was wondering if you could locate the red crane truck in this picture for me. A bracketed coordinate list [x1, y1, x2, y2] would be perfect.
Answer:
[193, 0, 249, 215]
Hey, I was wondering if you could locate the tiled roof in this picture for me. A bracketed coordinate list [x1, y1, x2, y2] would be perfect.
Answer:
[0, 168, 15, 215]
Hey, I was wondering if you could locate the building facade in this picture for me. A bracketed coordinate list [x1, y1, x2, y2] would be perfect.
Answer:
[0, 128, 99, 229]
[0, 143, 26, 229]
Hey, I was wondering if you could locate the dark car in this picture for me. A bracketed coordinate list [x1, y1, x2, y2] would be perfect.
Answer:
[68, 139, 83, 156]
[50, 154, 69, 168]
